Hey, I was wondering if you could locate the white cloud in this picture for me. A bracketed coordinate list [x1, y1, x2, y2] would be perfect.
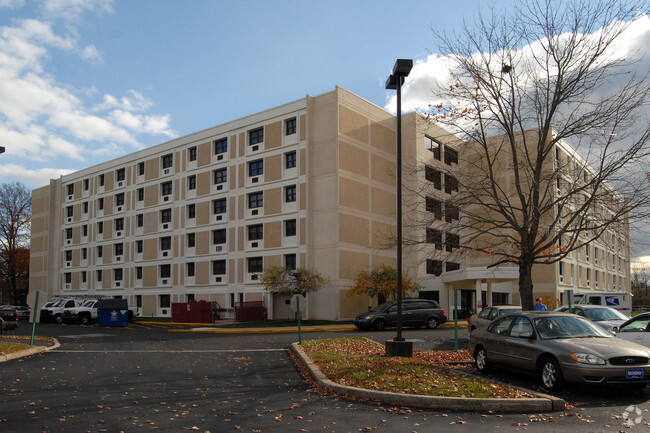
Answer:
[80, 44, 102, 62]
[39, 0, 114, 22]
[0, 0, 25, 9]
[0, 163, 74, 189]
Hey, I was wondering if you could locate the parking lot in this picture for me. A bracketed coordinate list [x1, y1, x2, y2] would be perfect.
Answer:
[1, 322, 649, 432]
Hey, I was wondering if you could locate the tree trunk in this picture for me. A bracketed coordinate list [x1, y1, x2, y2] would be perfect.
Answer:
[519, 259, 535, 311]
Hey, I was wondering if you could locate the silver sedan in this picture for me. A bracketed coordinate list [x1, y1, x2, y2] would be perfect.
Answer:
[469, 311, 650, 391]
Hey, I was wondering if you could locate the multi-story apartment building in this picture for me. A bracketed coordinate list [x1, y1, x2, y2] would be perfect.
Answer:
[29, 86, 631, 320]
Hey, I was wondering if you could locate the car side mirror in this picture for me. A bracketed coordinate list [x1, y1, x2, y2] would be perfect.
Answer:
[612, 326, 619, 333]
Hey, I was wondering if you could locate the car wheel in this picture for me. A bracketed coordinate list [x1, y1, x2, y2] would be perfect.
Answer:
[475, 346, 490, 373]
[426, 317, 439, 329]
[539, 357, 564, 391]
[373, 319, 387, 331]
[55, 314, 63, 324]
[80, 315, 89, 325]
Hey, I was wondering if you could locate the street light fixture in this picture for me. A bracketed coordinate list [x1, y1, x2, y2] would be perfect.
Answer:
[385, 59, 413, 357]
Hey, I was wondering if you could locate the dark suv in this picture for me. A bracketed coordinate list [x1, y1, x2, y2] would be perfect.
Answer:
[354, 299, 447, 330]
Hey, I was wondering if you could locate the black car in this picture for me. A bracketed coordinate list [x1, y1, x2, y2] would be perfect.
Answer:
[0, 305, 18, 331]
[354, 299, 447, 330]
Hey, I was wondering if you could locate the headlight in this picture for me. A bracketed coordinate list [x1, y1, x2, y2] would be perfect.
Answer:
[571, 353, 606, 365]
[363, 315, 374, 320]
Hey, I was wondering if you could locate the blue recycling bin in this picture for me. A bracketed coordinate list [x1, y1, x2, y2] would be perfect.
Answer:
[97, 299, 129, 327]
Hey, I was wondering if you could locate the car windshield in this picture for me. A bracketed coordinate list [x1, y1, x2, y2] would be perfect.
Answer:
[583, 308, 627, 321]
[500, 308, 522, 315]
[52, 300, 66, 307]
[81, 300, 95, 307]
[534, 315, 612, 339]
[373, 302, 394, 312]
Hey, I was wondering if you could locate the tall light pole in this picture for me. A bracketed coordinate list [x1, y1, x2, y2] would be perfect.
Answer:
[385, 59, 413, 357]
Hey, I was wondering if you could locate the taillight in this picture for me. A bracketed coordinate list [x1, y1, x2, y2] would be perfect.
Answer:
[440, 308, 445, 315]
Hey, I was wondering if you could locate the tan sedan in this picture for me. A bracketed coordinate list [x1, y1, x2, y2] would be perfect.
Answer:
[469, 311, 650, 391]
[468, 305, 522, 334]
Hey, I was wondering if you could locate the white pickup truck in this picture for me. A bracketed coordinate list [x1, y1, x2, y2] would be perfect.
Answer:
[62, 299, 98, 324]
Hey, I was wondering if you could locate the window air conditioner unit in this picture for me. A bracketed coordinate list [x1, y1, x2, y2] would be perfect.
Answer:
[116, 231, 122, 237]
[215, 215, 222, 221]
[68, 195, 73, 200]
[217, 154, 223, 161]
[117, 256, 122, 262]
[251, 274, 258, 280]
[164, 169, 170, 175]
[163, 224, 168, 229]
[116, 282, 121, 287]
[163, 251, 168, 257]
[215, 277, 222, 283]
[67, 217, 72, 222]
[216, 185, 223, 191]
[67, 240, 71, 245]
[252, 177, 259, 183]
[65, 284, 71, 289]
[162, 279, 167, 285]
[117, 206, 122, 212]
[164, 196, 169, 201]
[252, 209, 258, 215]
[252, 145, 259, 151]
[215, 246, 222, 252]
[251, 242, 258, 248]
[66, 262, 71, 267]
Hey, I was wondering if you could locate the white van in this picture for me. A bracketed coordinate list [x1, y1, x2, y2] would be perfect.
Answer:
[570, 291, 632, 317]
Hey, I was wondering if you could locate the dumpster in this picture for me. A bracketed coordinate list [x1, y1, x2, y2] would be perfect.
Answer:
[97, 299, 129, 327]
[235, 301, 266, 322]
[172, 300, 216, 323]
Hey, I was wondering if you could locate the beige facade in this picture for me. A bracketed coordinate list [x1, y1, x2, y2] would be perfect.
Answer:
[28, 86, 631, 320]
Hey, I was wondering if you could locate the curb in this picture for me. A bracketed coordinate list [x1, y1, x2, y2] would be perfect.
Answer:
[0, 338, 60, 363]
[165, 322, 466, 334]
[290, 342, 565, 412]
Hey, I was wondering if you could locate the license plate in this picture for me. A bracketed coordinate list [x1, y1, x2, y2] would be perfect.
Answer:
[627, 369, 644, 379]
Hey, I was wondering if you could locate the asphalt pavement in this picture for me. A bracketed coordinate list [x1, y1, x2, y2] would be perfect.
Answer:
[0, 321, 648, 432]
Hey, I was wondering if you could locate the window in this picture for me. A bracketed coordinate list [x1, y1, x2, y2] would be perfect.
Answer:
[426, 259, 443, 276]
[212, 260, 226, 275]
[162, 153, 173, 169]
[187, 233, 196, 248]
[66, 228, 72, 239]
[83, 179, 89, 191]
[249, 159, 264, 177]
[137, 214, 144, 227]
[83, 201, 89, 213]
[99, 174, 105, 187]
[97, 221, 103, 234]
[187, 262, 195, 277]
[248, 257, 263, 273]
[213, 168, 227, 184]
[248, 224, 263, 240]
[213, 229, 227, 244]
[445, 204, 459, 223]
[82, 224, 88, 236]
[444, 147, 458, 165]
[82, 248, 87, 260]
[285, 219, 296, 237]
[446, 262, 460, 272]
[187, 204, 196, 219]
[285, 151, 297, 169]
[137, 188, 144, 201]
[445, 233, 460, 252]
[213, 198, 227, 214]
[285, 254, 296, 270]
[444, 174, 458, 194]
[426, 229, 443, 250]
[64, 272, 72, 284]
[161, 181, 173, 196]
[285, 118, 296, 135]
[116, 168, 125, 182]
[285, 185, 297, 202]
[425, 136, 441, 160]
[114, 268, 123, 281]
[188, 175, 196, 190]
[138, 162, 145, 176]
[160, 294, 171, 308]
[214, 138, 227, 155]
[96, 269, 103, 282]
[249, 127, 264, 145]
[425, 166, 442, 190]
[98, 197, 104, 210]
[585, 244, 590, 262]
[115, 218, 124, 231]
[136, 240, 143, 253]
[425, 197, 442, 220]
[160, 236, 172, 251]
[81, 271, 86, 283]
[136, 267, 143, 280]
[188, 147, 197, 162]
[65, 250, 72, 261]
[160, 264, 171, 279]
[97, 245, 103, 258]
[114, 243, 123, 256]
[160, 208, 172, 223]
[116, 193, 125, 206]
[67, 184, 74, 195]
[66, 206, 73, 217]
[248, 192, 263, 209]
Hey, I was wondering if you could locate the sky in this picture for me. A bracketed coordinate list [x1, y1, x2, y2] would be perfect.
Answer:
[1, 0, 649, 255]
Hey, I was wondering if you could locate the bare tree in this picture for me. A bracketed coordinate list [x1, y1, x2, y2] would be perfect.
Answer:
[0, 182, 31, 305]
[417, 0, 650, 310]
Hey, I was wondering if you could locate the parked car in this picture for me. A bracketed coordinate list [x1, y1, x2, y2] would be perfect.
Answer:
[469, 311, 650, 391]
[15, 305, 30, 320]
[468, 305, 522, 334]
[555, 305, 627, 332]
[354, 299, 447, 330]
[0, 305, 18, 331]
[613, 312, 650, 347]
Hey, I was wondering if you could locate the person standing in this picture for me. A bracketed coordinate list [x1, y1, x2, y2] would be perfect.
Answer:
[534, 297, 548, 311]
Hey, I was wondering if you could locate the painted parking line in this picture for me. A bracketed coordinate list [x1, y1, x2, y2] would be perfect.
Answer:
[52, 348, 287, 353]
